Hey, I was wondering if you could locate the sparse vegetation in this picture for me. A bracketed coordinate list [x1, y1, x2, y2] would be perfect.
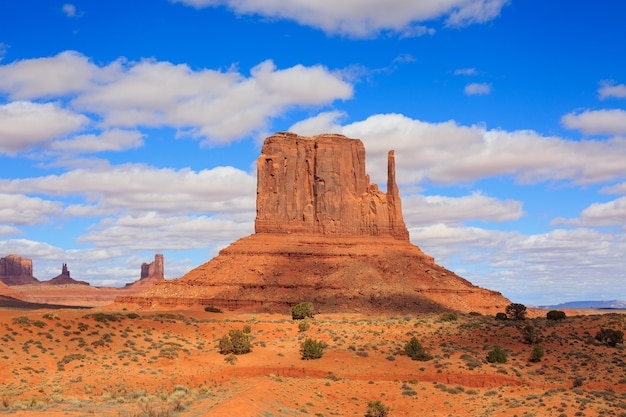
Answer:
[300, 338, 324, 360]
[218, 329, 252, 354]
[495, 312, 508, 321]
[441, 312, 458, 322]
[404, 336, 431, 361]
[487, 346, 507, 363]
[595, 328, 624, 347]
[529, 344, 544, 362]
[505, 303, 527, 320]
[204, 306, 223, 313]
[547, 310, 566, 321]
[365, 400, 389, 417]
[298, 319, 311, 332]
[292, 301, 316, 320]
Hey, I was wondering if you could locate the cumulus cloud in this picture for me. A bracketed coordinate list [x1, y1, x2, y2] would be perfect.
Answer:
[290, 112, 626, 186]
[0, 101, 88, 154]
[0, 226, 22, 236]
[0, 163, 256, 215]
[78, 212, 253, 250]
[403, 192, 525, 226]
[0, 52, 352, 146]
[0, 194, 63, 225]
[464, 82, 491, 95]
[50, 129, 144, 153]
[598, 80, 626, 100]
[410, 224, 626, 304]
[0, 43, 7, 62]
[552, 197, 626, 228]
[561, 109, 626, 135]
[172, 0, 509, 37]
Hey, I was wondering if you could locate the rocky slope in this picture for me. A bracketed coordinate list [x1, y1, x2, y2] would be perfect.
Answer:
[118, 133, 510, 314]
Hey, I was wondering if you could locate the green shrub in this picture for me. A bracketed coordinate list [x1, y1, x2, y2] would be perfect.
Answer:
[529, 344, 544, 363]
[300, 338, 324, 360]
[12, 316, 30, 326]
[298, 320, 311, 332]
[546, 310, 566, 321]
[404, 337, 431, 361]
[595, 328, 624, 347]
[218, 329, 251, 355]
[521, 324, 541, 344]
[495, 312, 508, 321]
[292, 302, 315, 320]
[32, 320, 46, 328]
[487, 346, 507, 363]
[242, 324, 252, 334]
[204, 306, 223, 313]
[441, 312, 458, 322]
[365, 400, 390, 417]
[505, 303, 527, 320]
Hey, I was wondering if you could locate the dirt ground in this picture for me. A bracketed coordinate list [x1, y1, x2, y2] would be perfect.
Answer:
[0, 306, 625, 416]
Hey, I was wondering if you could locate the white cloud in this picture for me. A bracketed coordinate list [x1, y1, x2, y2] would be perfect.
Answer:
[464, 82, 491, 95]
[598, 80, 626, 100]
[51, 129, 144, 153]
[172, 0, 509, 37]
[552, 196, 626, 228]
[78, 212, 253, 250]
[454, 68, 478, 76]
[0, 226, 22, 236]
[0, 52, 352, 145]
[0, 101, 88, 154]
[0, 194, 63, 225]
[403, 192, 524, 226]
[561, 109, 626, 135]
[410, 224, 626, 304]
[290, 112, 626, 186]
[0, 163, 256, 215]
[62, 4, 78, 17]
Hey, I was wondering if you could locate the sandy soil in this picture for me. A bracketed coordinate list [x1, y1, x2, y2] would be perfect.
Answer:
[0, 307, 624, 416]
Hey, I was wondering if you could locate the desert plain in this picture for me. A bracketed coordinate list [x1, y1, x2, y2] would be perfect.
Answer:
[0, 305, 625, 417]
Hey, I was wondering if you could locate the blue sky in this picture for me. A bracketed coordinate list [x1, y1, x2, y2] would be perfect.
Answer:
[1, 0, 626, 305]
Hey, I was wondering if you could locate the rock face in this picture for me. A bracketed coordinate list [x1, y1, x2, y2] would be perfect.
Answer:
[0, 254, 39, 285]
[117, 133, 510, 314]
[256, 133, 409, 240]
[141, 254, 164, 280]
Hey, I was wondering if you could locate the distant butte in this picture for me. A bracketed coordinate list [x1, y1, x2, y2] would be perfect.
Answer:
[0, 254, 39, 285]
[117, 133, 510, 314]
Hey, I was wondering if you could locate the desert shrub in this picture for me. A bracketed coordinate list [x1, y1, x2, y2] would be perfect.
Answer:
[31, 320, 46, 328]
[242, 324, 252, 334]
[441, 312, 458, 322]
[487, 346, 507, 363]
[546, 310, 566, 321]
[204, 306, 222, 313]
[521, 324, 541, 344]
[218, 329, 251, 355]
[12, 316, 30, 326]
[529, 344, 544, 363]
[595, 328, 624, 347]
[505, 303, 527, 320]
[365, 400, 390, 417]
[300, 338, 324, 360]
[298, 320, 311, 332]
[404, 337, 431, 361]
[495, 312, 508, 321]
[42, 313, 59, 320]
[292, 302, 315, 320]
[125, 312, 140, 319]
[86, 313, 121, 323]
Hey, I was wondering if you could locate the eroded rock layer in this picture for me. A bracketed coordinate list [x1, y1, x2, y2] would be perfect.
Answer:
[117, 233, 509, 314]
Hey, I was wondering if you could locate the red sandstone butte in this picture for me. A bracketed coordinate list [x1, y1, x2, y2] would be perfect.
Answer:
[0, 254, 39, 285]
[117, 133, 510, 314]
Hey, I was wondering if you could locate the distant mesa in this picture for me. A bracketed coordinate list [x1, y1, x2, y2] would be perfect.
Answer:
[41, 263, 90, 286]
[118, 133, 511, 314]
[0, 254, 39, 285]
